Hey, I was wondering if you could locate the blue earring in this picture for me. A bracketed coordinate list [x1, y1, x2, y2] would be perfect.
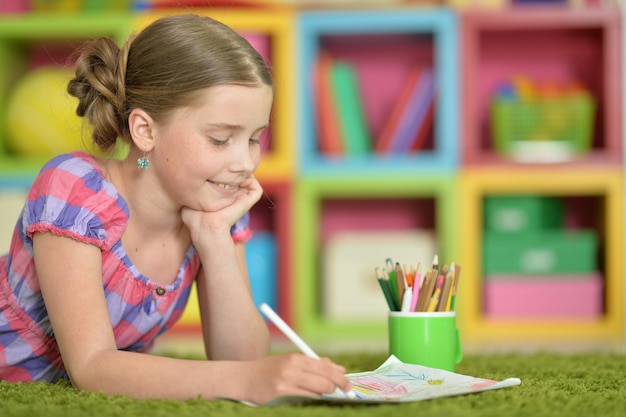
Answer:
[137, 152, 149, 169]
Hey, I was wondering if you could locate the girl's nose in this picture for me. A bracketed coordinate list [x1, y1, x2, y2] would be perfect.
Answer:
[231, 141, 259, 174]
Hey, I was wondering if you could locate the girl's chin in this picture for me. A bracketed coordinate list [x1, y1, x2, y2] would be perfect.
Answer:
[199, 198, 235, 213]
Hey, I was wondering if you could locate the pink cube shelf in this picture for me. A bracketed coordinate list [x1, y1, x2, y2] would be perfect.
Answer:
[483, 273, 603, 318]
[461, 8, 621, 167]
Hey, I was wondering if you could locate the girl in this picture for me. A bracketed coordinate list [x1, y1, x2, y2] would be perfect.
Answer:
[0, 13, 351, 405]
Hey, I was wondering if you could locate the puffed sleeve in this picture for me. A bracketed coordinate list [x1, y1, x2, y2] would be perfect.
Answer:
[23, 153, 129, 251]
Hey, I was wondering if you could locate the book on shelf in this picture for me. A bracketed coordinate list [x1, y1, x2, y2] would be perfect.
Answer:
[376, 67, 436, 154]
[375, 67, 422, 153]
[330, 60, 372, 155]
[409, 97, 435, 152]
[313, 52, 344, 156]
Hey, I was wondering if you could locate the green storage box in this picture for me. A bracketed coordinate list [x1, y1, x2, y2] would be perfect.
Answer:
[491, 93, 595, 158]
[483, 195, 564, 233]
[483, 230, 598, 275]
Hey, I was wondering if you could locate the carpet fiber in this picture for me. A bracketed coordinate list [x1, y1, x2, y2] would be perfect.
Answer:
[1, 351, 625, 417]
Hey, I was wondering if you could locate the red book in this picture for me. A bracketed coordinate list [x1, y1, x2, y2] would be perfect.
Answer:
[375, 67, 422, 153]
[409, 98, 435, 153]
[313, 52, 343, 156]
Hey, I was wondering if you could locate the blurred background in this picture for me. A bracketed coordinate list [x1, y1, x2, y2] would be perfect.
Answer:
[0, 0, 624, 356]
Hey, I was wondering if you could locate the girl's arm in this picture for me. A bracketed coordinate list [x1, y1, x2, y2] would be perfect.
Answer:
[34, 231, 351, 403]
[182, 175, 269, 359]
[196, 239, 270, 360]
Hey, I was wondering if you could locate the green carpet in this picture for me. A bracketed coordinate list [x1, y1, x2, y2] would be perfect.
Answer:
[1, 351, 625, 417]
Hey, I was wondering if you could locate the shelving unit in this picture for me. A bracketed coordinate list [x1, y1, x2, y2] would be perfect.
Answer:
[460, 8, 621, 166]
[456, 7, 623, 344]
[0, 5, 623, 346]
[293, 8, 462, 341]
[458, 169, 624, 342]
[0, 13, 133, 178]
[297, 8, 459, 177]
[295, 175, 459, 340]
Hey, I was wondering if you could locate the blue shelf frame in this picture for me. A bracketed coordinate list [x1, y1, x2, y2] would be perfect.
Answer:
[297, 8, 459, 177]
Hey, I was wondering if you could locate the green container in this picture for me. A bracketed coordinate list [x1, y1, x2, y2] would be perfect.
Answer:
[483, 230, 598, 275]
[484, 195, 564, 233]
[491, 93, 595, 156]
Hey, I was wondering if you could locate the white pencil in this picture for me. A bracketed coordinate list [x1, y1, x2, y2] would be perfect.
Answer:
[259, 303, 357, 399]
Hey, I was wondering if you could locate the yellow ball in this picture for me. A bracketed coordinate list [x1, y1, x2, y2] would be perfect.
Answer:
[5, 66, 90, 157]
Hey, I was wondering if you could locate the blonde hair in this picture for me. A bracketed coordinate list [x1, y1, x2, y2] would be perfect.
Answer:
[67, 14, 273, 152]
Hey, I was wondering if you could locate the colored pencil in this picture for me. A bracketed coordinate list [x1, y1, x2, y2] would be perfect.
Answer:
[438, 265, 454, 312]
[395, 262, 405, 304]
[410, 263, 422, 312]
[450, 263, 462, 311]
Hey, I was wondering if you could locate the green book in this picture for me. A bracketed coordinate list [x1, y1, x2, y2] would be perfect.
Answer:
[330, 61, 371, 155]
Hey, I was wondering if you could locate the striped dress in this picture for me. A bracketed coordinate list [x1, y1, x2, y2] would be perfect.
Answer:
[0, 151, 251, 382]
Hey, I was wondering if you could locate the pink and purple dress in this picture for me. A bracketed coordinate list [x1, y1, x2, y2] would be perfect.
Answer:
[0, 151, 251, 382]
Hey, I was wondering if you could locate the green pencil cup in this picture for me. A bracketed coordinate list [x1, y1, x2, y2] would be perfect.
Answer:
[388, 312, 463, 372]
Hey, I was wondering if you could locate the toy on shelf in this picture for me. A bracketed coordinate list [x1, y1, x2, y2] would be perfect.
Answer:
[4, 66, 87, 157]
[3, 65, 128, 160]
[490, 75, 596, 163]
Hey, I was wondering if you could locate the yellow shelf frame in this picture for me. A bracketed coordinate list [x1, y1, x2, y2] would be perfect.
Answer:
[133, 9, 295, 182]
[458, 168, 624, 342]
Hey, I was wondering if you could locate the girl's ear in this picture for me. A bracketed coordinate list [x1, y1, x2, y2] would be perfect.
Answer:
[128, 108, 156, 152]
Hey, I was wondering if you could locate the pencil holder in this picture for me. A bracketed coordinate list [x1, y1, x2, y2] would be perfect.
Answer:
[388, 311, 462, 372]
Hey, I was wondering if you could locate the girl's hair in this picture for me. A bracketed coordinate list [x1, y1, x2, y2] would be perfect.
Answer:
[67, 14, 273, 152]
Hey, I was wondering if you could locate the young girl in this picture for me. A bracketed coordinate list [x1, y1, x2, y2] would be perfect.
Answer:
[0, 14, 352, 404]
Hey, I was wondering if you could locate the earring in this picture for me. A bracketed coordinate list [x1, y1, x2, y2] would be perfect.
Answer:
[137, 152, 149, 169]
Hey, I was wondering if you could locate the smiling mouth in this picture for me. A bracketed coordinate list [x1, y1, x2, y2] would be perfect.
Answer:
[210, 181, 236, 190]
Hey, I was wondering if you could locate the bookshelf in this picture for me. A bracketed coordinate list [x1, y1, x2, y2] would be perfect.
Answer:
[294, 8, 461, 341]
[297, 8, 459, 177]
[460, 7, 621, 166]
[459, 169, 624, 342]
[456, 7, 624, 345]
[0, 5, 623, 347]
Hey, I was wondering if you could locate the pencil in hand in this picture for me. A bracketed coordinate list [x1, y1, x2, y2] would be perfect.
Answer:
[259, 303, 358, 399]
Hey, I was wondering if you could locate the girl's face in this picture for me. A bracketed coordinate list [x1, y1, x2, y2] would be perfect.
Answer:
[149, 84, 273, 213]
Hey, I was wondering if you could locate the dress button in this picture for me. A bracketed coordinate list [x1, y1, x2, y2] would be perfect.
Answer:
[155, 286, 166, 296]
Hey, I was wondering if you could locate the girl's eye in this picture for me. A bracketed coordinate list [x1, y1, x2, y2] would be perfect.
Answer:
[210, 137, 228, 146]
[249, 137, 261, 145]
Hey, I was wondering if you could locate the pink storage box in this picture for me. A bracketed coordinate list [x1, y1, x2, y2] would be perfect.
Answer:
[484, 273, 603, 318]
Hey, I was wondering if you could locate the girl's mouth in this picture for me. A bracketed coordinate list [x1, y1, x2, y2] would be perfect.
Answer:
[215, 182, 235, 190]
[209, 180, 237, 191]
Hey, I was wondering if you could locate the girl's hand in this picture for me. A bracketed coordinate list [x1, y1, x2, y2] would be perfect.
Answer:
[238, 354, 353, 405]
[181, 176, 263, 247]
[224, 175, 263, 225]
